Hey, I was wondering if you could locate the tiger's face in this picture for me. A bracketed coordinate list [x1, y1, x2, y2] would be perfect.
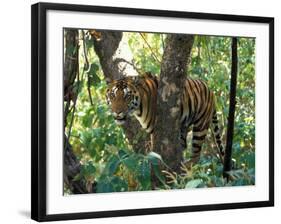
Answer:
[106, 79, 140, 125]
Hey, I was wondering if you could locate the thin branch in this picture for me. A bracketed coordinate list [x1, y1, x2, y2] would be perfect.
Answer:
[87, 81, 94, 106]
[205, 37, 213, 75]
[82, 30, 89, 71]
[139, 33, 161, 64]
[197, 36, 201, 59]
[114, 58, 142, 74]
[161, 34, 165, 51]
[82, 30, 94, 106]
[67, 69, 80, 143]
[64, 100, 71, 125]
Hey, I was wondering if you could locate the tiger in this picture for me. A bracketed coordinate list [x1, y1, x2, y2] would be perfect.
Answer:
[106, 72, 224, 163]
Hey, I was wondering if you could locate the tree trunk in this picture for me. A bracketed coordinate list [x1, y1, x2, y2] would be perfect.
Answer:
[92, 31, 123, 82]
[64, 29, 79, 105]
[154, 34, 194, 172]
[92, 31, 148, 153]
[223, 37, 238, 179]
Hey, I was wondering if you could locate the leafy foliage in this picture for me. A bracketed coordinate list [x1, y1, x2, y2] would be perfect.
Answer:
[64, 30, 255, 194]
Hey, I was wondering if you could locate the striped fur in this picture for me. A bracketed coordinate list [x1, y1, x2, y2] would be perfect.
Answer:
[180, 78, 224, 163]
[106, 72, 158, 133]
[106, 74, 223, 162]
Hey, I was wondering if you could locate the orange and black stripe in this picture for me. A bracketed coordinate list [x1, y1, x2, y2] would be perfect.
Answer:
[180, 78, 223, 162]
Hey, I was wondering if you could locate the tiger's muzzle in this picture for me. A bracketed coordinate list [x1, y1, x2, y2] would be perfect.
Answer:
[112, 111, 127, 125]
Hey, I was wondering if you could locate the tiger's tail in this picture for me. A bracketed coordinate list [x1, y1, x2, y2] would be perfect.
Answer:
[212, 109, 224, 160]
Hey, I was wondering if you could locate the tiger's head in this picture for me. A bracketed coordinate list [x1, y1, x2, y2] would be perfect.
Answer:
[106, 77, 140, 125]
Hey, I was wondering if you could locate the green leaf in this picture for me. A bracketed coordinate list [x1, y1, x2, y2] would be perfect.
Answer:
[96, 176, 128, 193]
[146, 151, 163, 165]
[81, 161, 96, 177]
[86, 163, 96, 174]
[72, 173, 82, 182]
[136, 159, 151, 190]
[96, 178, 114, 193]
[87, 63, 101, 87]
[122, 155, 139, 171]
[111, 176, 128, 192]
[118, 149, 129, 160]
[185, 179, 203, 188]
[105, 155, 120, 175]
[80, 130, 93, 148]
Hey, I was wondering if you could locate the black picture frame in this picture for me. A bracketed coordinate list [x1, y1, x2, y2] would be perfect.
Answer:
[31, 2, 274, 222]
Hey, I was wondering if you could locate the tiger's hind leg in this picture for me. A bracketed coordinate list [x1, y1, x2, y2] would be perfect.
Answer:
[212, 110, 224, 157]
[190, 127, 208, 163]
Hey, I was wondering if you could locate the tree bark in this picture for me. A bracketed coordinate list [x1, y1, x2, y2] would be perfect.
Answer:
[92, 31, 123, 82]
[154, 34, 194, 172]
[64, 29, 79, 104]
[92, 31, 148, 153]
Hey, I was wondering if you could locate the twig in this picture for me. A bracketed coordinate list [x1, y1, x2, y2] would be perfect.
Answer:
[161, 34, 165, 51]
[205, 37, 213, 75]
[82, 30, 94, 106]
[87, 82, 94, 106]
[64, 100, 71, 124]
[139, 33, 161, 64]
[197, 36, 201, 59]
[82, 30, 89, 71]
